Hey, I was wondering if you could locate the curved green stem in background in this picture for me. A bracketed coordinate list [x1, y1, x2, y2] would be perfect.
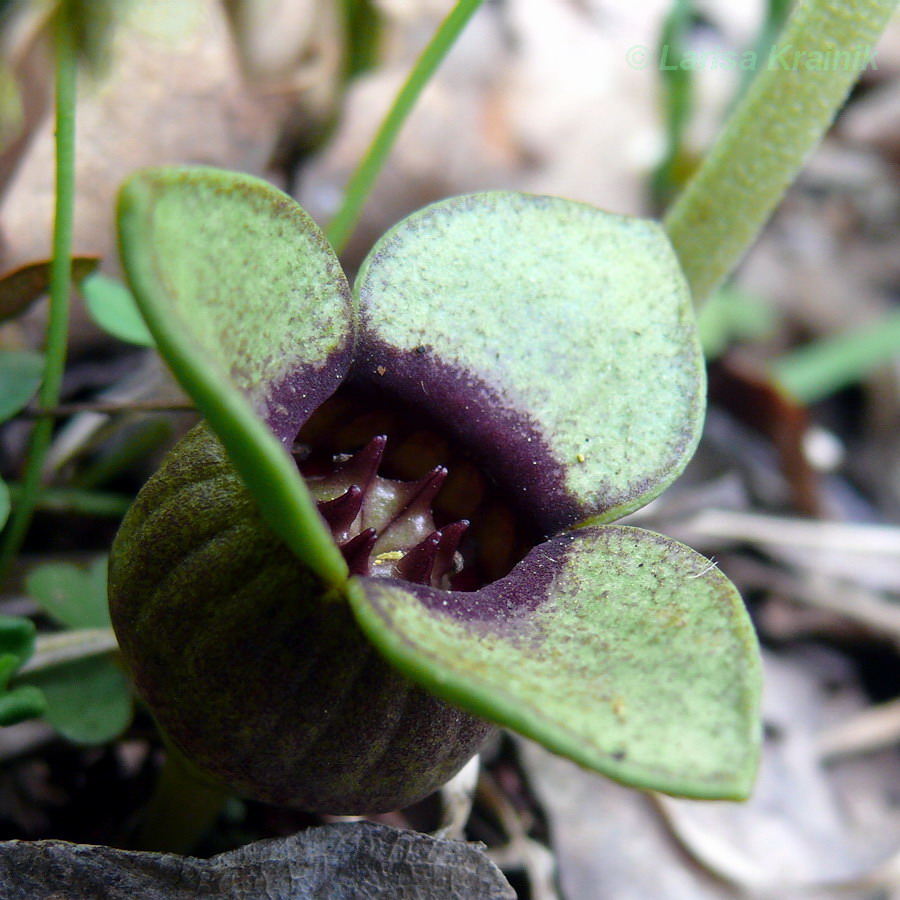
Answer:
[325, 0, 483, 254]
[664, 0, 898, 306]
[2, 484, 132, 518]
[0, 6, 77, 584]
[771, 307, 900, 403]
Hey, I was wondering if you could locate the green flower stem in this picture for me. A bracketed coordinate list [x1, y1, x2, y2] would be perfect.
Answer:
[137, 742, 231, 854]
[325, 0, 483, 254]
[0, 7, 77, 583]
[664, 0, 898, 306]
[650, 0, 696, 207]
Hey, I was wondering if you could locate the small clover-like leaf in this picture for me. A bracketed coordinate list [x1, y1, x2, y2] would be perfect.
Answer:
[0, 685, 47, 727]
[80, 272, 155, 347]
[354, 192, 705, 533]
[10, 616, 131, 743]
[25, 557, 109, 628]
[12, 564, 131, 742]
[0, 615, 38, 675]
[0, 350, 44, 423]
[26, 557, 111, 629]
[349, 526, 762, 800]
[0, 615, 47, 727]
[22, 655, 132, 745]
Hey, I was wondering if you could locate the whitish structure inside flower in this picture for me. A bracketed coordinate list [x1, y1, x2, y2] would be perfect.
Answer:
[293, 393, 535, 590]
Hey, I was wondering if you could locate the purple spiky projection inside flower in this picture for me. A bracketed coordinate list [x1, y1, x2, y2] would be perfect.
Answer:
[292, 390, 538, 592]
[299, 431, 467, 587]
[306, 435, 468, 587]
[109, 169, 763, 816]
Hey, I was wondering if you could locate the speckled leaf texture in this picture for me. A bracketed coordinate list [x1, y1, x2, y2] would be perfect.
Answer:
[350, 527, 762, 800]
[354, 192, 706, 534]
[117, 167, 351, 584]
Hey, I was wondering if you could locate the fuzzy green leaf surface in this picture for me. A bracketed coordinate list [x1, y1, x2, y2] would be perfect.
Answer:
[349, 526, 761, 800]
[117, 167, 352, 587]
[355, 192, 705, 528]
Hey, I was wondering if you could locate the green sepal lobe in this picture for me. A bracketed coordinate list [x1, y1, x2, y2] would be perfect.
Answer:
[116, 167, 353, 587]
[349, 525, 762, 801]
[354, 192, 705, 534]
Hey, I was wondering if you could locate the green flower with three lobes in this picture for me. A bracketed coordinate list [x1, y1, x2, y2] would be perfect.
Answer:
[109, 168, 762, 814]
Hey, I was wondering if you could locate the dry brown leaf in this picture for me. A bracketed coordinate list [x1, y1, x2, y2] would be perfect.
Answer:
[0, 257, 98, 325]
[516, 738, 736, 900]
[0, 0, 323, 350]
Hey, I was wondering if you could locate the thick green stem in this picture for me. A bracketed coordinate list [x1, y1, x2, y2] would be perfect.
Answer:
[325, 0, 483, 254]
[136, 742, 230, 854]
[664, 0, 898, 306]
[0, 6, 77, 583]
